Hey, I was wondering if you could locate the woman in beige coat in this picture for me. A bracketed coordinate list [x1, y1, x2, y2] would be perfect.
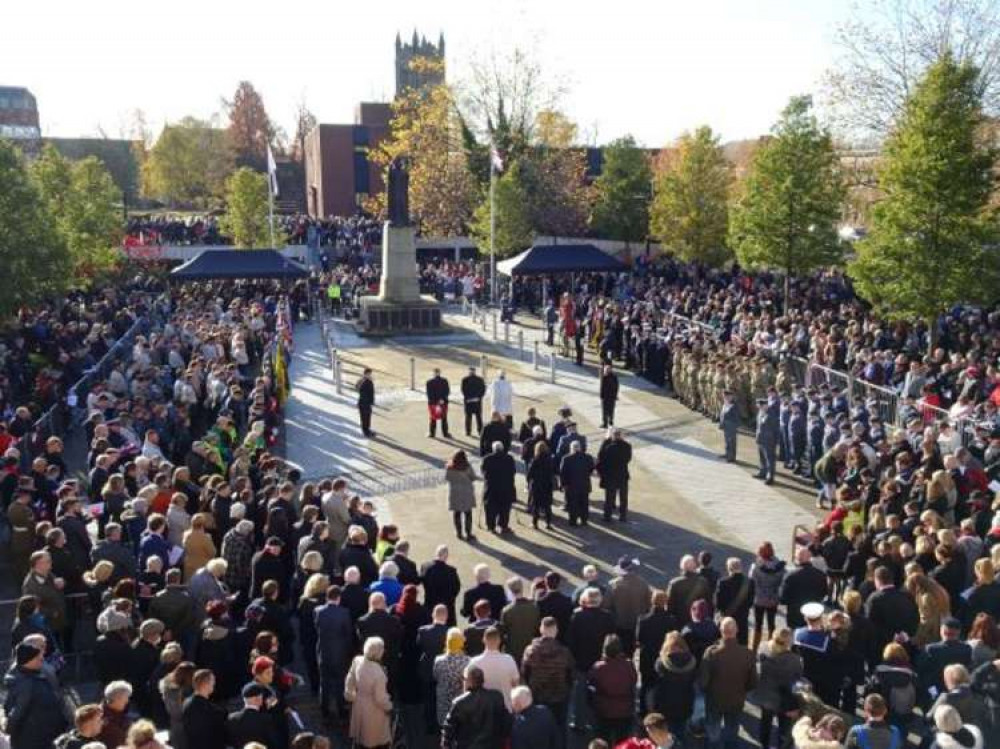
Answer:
[345, 636, 393, 748]
[182, 513, 216, 582]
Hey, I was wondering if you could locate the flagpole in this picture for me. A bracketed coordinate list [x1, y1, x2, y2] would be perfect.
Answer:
[489, 156, 496, 306]
[267, 182, 276, 249]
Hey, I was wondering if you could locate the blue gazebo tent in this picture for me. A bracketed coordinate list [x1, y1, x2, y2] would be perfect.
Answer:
[171, 249, 309, 280]
[496, 243, 626, 276]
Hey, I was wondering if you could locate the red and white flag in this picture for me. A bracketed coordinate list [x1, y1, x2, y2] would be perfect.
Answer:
[489, 144, 504, 173]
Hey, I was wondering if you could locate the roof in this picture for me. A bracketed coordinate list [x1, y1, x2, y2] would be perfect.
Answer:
[171, 250, 308, 280]
[497, 243, 626, 276]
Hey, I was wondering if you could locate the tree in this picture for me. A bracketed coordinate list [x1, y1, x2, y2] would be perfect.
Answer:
[730, 97, 846, 306]
[142, 117, 234, 207]
[220, 168, 274, 248]
[650, 127, 731, 263]
[470, 161, 533, 258]
[369, 75, 478, 236]
[225, 81, 275, 171]
[0, 141, 71, 314]
[521, 146, 592, 237]
[290, 99, 317, 164]
[825, 0, 1000, 140]
[850, 53, 999, 350]
[31, 145, 122, 278]
[592, 136, 652, 245]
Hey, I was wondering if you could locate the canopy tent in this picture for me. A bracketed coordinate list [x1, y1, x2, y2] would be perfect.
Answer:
[496, 243, 626, 276]
[170, 250, 309, 280]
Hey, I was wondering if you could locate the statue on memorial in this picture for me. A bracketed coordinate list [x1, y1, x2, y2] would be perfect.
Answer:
[387, 158, 411, 227]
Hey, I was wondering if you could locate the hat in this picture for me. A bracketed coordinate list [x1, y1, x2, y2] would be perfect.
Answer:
[265, 536, 284, 548]
[616, 556, 639, 573]
[14, 641, 42, 666]
[942, 616, 962, 630]
[241, 682, 271, 700]
[800, 602, 825, 621]
[252, 656, 275, 676]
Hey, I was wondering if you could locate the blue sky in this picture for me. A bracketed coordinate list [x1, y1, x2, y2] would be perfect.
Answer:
[4, 0, 853, 146]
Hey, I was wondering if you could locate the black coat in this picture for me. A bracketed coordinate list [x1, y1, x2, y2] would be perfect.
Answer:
[422, 560, 461, 623]
[538, 591, 575, 644]
[636, 608, 679, 683]
[715, 574, 754, 625]
[387, 553, 420, 586]
[461, 375, 486, 404]
[865, 586, 920, 651]
[357, 378, 375, 407]
[226, 706, 279, 748]
[417, 622, 449, 682]
[441, 686, 511, 749]
[340, 583, 369, 622]
[426, 376, 451, 404]
[249, 550, 290, 603]
[482, 451, 517, 506]
[596, 439, 631, 488]
[461, 581, 507, 622]
[3, 665, 70, 749]
[315, 601, 354, 671]
[182, 694, 227, 749]
[338, 544, 379, 587]
[560, 452, 595, 495]
[480, 421, 512, 457]
[357, 610, 403, 672]
[94, 632, 133, 686]
[568, 607, 616, 672]
[779, 563, 828, 628]
[510, 703, 560, 749]
[599, 373, 620, 402]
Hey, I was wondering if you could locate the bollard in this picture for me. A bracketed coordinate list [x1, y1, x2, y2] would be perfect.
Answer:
[481, 311, 487, 331]
[335, 359, 343, 395]
[492, 313, 498, 341]
[518, 330, 524, 361]
[549, 352, 556, 384]
[481, 354, 489, 382]
[462, 297, 469, 316]
[504, 321, 511, 344]
[471, 301, 478, 322]
[410, 357, 416, 391]
[533, 340, 539, 370]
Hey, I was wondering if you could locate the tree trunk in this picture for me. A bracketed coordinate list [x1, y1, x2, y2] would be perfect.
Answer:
[927, 315, 938, 356]
[784, 272, 791, 316]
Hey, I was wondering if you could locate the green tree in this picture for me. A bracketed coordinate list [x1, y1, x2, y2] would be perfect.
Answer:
[470, 161, 533, 258]
[591, 135, 652, 245]
[220, 168, 274, 248]
[521, 146, 592, 237]
[730, 97, 846, 306]
[31, 145, 121, 278]
[142, 117, 234, 207]
[650, 127, 731, 265]
[850, 54, 999, 350]
[0, 140, 71, 314]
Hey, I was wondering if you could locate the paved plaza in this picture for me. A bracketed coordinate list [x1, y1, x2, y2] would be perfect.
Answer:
[285, 308, 824, 589]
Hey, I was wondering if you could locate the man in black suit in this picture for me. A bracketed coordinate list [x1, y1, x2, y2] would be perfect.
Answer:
[386, 540, 419, 585]
[249, 537, 290, 603]
[480, 411, 512, 458]
[599, 364, 620, 428]
[918, 617, 972, 697]
[426, 368, 452, 438]
[482, 441, 516, 533]
[418, 604, 451, 727]
[537, 571, 575, 643]
[568, 587, 615, 674]
[421, 544, 461, 625]
[356, 368, 375, 437]
[357, 592, 403, 689]
[864, 566, 920, 653]
[315, 585, 354, 721]
[182, 669, 227, 748]
[226, 683, 279, 748]
[714, 558, 755, 645]
[460, 563, 507, 621]
[461, 366, 486, 436]
[636, 589, 678, 709]
[559, 441, 595, 527]
[596, 428, 632, 522]
[779, 547, 828, 629]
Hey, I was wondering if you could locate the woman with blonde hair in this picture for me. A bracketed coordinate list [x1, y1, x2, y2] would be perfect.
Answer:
[124, 718, 169, 749]
[926, 470, 958, 524]
[298, 572, 329, 693]
[791, 713, 848, 749]
[432, 627, 470, 726]
[646, 630, 697, 742]
[166, 492, 191, 547]
[905, 569, 951, 647]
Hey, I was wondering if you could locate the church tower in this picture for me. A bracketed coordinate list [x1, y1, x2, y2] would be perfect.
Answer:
[394, 29, 446, 98]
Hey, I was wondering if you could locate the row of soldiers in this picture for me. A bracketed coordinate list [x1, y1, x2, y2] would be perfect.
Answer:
[672, 343, 782, 423]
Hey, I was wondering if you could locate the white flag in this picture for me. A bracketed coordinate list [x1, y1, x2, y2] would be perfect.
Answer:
[489, 144, 504, 173]
[267, 145, 279, 197]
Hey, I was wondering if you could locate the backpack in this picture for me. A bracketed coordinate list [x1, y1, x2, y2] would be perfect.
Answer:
[887, 678, 917, 717]
[853, 724, 901, 749]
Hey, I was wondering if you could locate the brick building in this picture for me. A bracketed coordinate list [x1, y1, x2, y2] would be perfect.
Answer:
[305, 32, 444, 218]
[0, 86, 41, 151]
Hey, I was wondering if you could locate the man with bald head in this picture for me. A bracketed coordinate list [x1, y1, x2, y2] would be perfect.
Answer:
[778, 547, 827, 629]
[700, 617, 756, 749]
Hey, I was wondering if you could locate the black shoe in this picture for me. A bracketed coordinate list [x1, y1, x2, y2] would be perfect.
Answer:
[546, 523, 553, 530]
[466, 533, 477, 542]
[765, 479, 775, 485]
[753, 474, 766, 480]
[603, 515, 612, 522]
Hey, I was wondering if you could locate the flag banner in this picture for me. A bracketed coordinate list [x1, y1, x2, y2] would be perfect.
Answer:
[490, 144, 504, 173]
[267, 145, 280, 197]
